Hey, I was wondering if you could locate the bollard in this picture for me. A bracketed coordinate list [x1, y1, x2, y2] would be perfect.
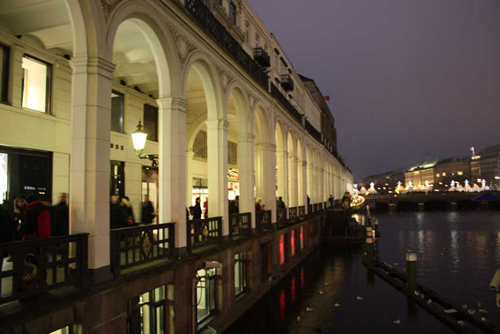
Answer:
[406, 253, 417, 292]
[364, 237, 374, 265]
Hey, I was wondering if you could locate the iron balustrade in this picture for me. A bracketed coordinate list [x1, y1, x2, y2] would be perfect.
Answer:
[280, 74, 294, 91]
[256, 210, 272, 231]
[187, 217, 223, 254]
[313, 203, 320, 213]
[254, 47, 270, 67]
[271, 84, 303, 124]
[277, 208, 287, 227]
[288, 207, 298, 223]
[298, 206, 305, 218]
[305, 119, 322, 142]
[110, 223, 175, 277]
[308, 204, 313, 214]
[0, 234, 88, 305]
[184, 0, 269, 91]
[229, 212, 251, 239]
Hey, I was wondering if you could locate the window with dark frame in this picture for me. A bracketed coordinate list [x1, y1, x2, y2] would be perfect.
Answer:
[111, 91, 125, 133]
[196, 268, 217, 323]
[21, 55, 51, 113]
[143, 104, 158, 142]
[126, 286, 166, 334]
[229, 2, 237, 25]
[261, 241, 272, 281]
[234, 251, 249, 296]
[0, 44, 9, 104]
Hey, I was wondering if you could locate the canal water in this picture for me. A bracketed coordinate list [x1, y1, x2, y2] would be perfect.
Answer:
[224, 211, 500, 333]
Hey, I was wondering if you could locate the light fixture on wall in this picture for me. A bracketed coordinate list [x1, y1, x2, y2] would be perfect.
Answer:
[132, 120, 158, 167]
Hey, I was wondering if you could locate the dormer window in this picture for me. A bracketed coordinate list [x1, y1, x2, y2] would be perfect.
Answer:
[229, 2, 237, 25]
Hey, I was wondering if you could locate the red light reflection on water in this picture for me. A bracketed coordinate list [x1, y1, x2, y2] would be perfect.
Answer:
[279, 289, 286, 319]
[291, 277, 296, 301]
[300, 267, 305, 291]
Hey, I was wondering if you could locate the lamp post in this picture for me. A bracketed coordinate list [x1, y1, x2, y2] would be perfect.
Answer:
[132, 120, 159, 167]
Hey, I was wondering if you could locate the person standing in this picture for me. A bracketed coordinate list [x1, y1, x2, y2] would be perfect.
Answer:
[193, 197, 202, 220]
[328, 195, 334, 207]
[255, 198, 263, 212]
[51, 193, 69, 236]
[141, 195, 155, 225]
[20, 194, 51, 240]
[110, 196, 127, 229]
[277, 196, 286, 209]
[121, 196, 135, 226]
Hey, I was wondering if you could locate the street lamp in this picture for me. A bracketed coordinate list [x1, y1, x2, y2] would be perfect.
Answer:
[132, 120, 158, 167]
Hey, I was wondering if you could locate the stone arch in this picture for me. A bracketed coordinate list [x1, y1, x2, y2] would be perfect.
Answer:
[106, 0, 181, 97]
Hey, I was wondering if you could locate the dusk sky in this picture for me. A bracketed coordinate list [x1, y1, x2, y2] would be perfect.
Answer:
[249, 0, 500, 180]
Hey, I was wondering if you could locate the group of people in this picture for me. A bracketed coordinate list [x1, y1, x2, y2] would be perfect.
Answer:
[0, 193, 69, 265]
[187, 197, 208, 220]
[110, 195, 156, 229]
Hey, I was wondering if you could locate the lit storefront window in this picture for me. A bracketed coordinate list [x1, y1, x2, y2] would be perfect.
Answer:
[127, 286, 166, 334]
[22, 55, 51, 113]
[196, 268, 217, 323]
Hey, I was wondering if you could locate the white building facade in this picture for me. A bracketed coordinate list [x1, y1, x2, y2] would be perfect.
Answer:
[0, 0, 353, 275]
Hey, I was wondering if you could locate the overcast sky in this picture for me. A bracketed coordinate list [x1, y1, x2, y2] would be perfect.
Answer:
[249, 0, 500, 180]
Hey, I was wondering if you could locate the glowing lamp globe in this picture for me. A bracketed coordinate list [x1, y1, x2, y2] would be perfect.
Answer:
[132, 121, 148, 153]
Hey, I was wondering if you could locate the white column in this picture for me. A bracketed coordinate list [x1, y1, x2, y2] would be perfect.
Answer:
[207, 119, 229, 236]
[185, 150, 195, 208]
[158, 97, 187, 251]
[258, 143, 277, 223]
[238, 134, 255, 228]
[307, 162, 313, 205]
[277, 151, 288, 207]
[299, 160, 307, 207]
[69, 56, 114, 278]
[288, 155, 297, 207]
[8, 44, 24, 107]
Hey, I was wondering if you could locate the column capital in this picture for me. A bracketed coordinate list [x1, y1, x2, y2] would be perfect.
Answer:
[207, 119, 229, 130]
[157, 96, 188, 111]
[70, 56, 115, 80]
[256, 143, 276, 152]
[238, 133, 255, 143]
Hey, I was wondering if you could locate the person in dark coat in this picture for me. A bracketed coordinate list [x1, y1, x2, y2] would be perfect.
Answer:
[51, 193, 69, 236]
[193, 197, 202, 220]
[110, 196, 127, 229]
[141, 195, 155, 224]
[121, 196, 135, 226]
[277, 197, 286, 209]
[20, 194, 51, 240]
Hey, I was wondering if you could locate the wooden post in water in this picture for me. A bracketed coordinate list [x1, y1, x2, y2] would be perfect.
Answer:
[406, 252, 417, 292]
[364, 236, 374, 265]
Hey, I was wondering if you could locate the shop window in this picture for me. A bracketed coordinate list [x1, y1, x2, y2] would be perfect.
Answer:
[193, 131, 208, 160]
[234, 251, 249, 296]
[196, 268, 217, 323]
[144, 104, 158, 142]
[229, 2, 237, 25]
[22, 55, 51, 113]
[228, 141, 237, 165]
[110, 160, 125, 197]
[261, 241, 272, 281]
[279, 235, 285, 265]
[0, 44, 9, 104]
[127, 286, 166, 334]
[111, 91, 124, 133]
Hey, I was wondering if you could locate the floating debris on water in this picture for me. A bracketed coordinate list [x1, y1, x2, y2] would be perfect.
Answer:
[462, 304, 468, 310]
[427, 299, 432, 305]
[414, 291, 421, 296]
[357, 296, 364, 301]
[467, 309, 476, 315]
[334, 303, 342, 307]
[319, 291, 325, 295]
[457, 321, 465, 326]
[306, 307, 314, 312]
[479, 309, 488, 314]
[481, 317, 487, 322]
[393, 319, 401, 325]
[297, 316, 301, 322]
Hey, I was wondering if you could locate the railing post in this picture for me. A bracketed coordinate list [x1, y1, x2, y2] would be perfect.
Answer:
[218, 217, 223, 244]
[169, 223, 176, 257]
[186, 220, 192, 254]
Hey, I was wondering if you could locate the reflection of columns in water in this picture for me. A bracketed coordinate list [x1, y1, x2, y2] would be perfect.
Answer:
[158, 97, 187, 250]
[238, 133, 255, 228]
[257, 143, 277, 223]
[70, 56, 114, 273]
[207, 119, 229, 236]
[276, 150, 289, 206]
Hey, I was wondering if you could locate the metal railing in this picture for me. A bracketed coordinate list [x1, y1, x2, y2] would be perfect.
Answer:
[298, 206, 305, 218]
[229, 212, 251, 239]
[277, 208, 287, 227]
[256, 210, 272, 231]
[0, 234, 88, 305]
[271, 84, 303, 123]
[187, 217, 223, 254]
[288, 207, 298, 223]
[110, 223, 175, 277]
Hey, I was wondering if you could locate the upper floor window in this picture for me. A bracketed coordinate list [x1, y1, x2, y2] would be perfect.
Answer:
[0, 44, 9, 104]
[143, 104, 158, 142]
[22, 55, 51, 113]
[255, 34, 260, 48]
[229, 2, 237, 25]
[111, 91, 124, 133]
[196, 268, 217, 323]
[235, 251, 249, 296]
[193, 130, 208, 160]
